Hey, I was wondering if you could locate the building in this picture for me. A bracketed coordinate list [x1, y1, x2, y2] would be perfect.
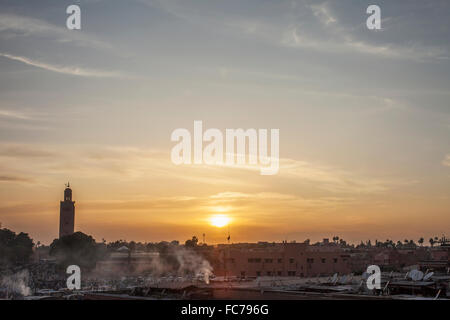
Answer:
[214, 242, 352, 278]
[419, 239, 450, 272]
[59, 183, 75, 238]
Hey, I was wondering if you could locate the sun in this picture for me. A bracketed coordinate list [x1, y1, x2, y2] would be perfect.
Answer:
[210, 214, 230, 228]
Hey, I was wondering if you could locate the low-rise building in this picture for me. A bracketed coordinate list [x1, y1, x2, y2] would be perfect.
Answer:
[214, 242, 351, 278]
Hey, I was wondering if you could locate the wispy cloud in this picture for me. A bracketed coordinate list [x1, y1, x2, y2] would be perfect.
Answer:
[282, 26, 417, 58]
[0, 109, 30, 120]
[0, 175, 33, 183]
[0, 143, 401, 196]
[310, 2, 337, 26]
[0, 13, 110, 49]
[0, 52, 122, 78]
[291, 2, 449, 61]
[208, 191, 355, 211]
[443, 155, 450, 167]
[0, 144, 55, 158]
[147, 0, 448, 61]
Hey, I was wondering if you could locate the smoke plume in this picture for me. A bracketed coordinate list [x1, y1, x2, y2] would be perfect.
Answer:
[1, 270, 32, 297]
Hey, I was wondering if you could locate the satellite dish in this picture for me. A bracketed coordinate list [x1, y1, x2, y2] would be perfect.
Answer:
[331, 273, 338, 283]
[409, 270, 424, 281]
[423, 272, 434, 281]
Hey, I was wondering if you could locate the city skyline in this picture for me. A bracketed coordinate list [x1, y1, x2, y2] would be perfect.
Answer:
[1, 182, 448, 246]
[1, 0, 450, 245]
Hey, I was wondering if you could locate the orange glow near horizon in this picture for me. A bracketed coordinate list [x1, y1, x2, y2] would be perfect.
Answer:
[0, 144, 449, 245]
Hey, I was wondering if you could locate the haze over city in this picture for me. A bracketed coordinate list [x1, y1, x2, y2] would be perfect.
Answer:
[1, 0, 450, 245]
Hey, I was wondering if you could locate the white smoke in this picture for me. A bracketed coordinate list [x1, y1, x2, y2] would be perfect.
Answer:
[173, 247, 213, 284]
[124, 247, 213, 284]
[90, 245, 214, 287]
[1, 270, 32, 297]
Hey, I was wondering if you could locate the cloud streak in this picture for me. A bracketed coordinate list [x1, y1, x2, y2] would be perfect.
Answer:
[0, 13, 110, 49]
[0, 52, 122, 78]
[443, 155, 450, 167]
[0, 143, 400, 196]
[147, 0, 449, 61]
[282, 2, 449, 61]
[0, 110, 30, 120]
[0, 175, 33, 183]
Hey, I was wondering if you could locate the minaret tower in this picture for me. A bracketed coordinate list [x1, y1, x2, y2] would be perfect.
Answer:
[59, 182, 75, 238]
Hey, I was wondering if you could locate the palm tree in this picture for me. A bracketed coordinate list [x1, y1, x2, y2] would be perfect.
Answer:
[429, 238, 435, 248]
[434, 236, 439, 245]
[418, 238, 424, 246]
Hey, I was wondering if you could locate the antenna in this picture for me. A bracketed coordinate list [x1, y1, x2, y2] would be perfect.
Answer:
[423, 272, 434, 281]
[331, 273, 338, 284]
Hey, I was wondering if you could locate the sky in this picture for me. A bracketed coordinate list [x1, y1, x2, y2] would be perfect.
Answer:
[0, 0, 449, 245]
